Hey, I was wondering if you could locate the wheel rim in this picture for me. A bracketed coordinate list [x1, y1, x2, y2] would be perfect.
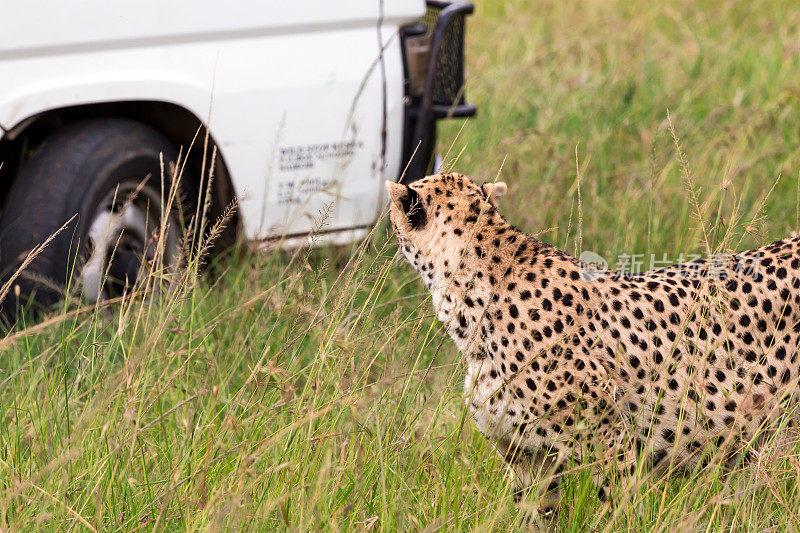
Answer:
[81, 181, 181, 303]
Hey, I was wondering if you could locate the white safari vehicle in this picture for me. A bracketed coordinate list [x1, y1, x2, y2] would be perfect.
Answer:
[0, 0, 475, 313]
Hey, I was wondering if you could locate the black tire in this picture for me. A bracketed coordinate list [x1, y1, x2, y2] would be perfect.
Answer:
[0, 118, 195, 316]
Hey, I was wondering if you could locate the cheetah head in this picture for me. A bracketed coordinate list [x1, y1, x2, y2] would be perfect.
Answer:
[384, 173, 507, 266]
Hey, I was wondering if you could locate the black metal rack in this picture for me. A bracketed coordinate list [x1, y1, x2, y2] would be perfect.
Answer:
[400, 0, 476, 183]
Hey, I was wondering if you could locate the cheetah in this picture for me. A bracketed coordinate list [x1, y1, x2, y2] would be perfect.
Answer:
[385, 173, 800, 510]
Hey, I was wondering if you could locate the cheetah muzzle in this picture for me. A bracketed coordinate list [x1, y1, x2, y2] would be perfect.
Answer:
[386, 173, 800, 510]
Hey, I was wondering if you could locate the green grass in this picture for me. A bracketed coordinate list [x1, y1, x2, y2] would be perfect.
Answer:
[4, 0, 800, 530]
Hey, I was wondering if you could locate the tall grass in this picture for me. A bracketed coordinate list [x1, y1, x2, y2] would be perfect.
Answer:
[3, 0, 800, 530]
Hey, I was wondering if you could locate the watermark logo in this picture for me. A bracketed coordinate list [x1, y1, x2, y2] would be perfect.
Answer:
[577, 251, 761, 282]
[578, 250, 609, 281]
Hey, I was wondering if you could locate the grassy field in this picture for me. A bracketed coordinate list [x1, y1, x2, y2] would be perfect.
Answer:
[4, 0, 800, 530]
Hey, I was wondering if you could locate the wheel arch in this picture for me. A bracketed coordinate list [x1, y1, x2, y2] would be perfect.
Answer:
[0, 100, 241, 245]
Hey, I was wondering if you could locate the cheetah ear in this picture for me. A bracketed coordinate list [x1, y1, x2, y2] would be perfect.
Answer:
[384, 180, 428, 230]
[385, 180, 408, 206]
[482, 181, 507, 207]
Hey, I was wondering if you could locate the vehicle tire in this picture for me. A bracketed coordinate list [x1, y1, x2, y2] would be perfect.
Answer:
[0, 118, 195, 316]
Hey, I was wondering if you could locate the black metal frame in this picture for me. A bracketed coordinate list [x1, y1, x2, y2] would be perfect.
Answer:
[399, 0, 476, 183]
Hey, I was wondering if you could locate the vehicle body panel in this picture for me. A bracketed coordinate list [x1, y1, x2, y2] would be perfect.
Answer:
[0, 0, 425, 239]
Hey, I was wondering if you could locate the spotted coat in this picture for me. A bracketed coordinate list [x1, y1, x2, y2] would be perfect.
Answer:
[385, 173, 800, 506]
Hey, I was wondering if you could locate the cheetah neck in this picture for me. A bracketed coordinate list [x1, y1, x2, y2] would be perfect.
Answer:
[412, 217, 580, 359]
